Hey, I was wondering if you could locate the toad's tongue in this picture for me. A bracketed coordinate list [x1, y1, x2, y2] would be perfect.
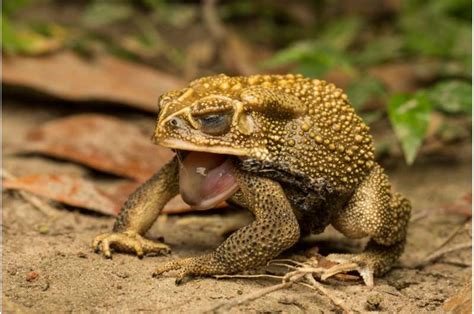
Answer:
[179, 152, 239, 209]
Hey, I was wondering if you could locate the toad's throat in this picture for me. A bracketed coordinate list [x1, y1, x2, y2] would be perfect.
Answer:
[179, 151, 239, 210]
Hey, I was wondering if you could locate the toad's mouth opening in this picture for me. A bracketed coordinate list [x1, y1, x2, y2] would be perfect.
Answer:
[178, 151, 239, 210]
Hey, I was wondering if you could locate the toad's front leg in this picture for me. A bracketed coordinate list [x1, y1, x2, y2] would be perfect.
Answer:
[153, 168, 301, 283]
[92, 157, 179, 258]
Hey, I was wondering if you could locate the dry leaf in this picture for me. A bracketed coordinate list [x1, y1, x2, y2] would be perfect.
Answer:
[2, 51, 185, 112]
[19, 114, 174, 182]
[3, 174, 117, 216]
[4, 173, 225, 216]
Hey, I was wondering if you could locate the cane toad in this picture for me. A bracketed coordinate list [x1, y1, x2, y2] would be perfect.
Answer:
[92, 74, 411, 287]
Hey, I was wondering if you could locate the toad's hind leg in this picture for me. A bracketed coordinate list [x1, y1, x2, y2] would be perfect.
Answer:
[153, 168, 300, 283]
[326, 164, 411, 286]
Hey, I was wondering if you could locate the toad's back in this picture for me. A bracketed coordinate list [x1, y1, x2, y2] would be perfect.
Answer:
[197, 74, 376, 194]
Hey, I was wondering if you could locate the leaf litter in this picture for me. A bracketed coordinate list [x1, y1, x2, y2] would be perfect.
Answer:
[2, 51, 185, 112]
[7, 114, 229, 215]
[3, 173, 207, 216]
[7, 113, 229, 215]
[18, 114, 174, 182]
[3, 173, 117, 216]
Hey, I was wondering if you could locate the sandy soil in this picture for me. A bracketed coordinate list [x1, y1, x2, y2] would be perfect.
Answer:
[2, 98, 472, 313]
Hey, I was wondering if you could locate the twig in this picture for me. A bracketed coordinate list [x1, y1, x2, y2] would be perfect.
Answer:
[414, 242, 472, 268]
[1, 168, 59, 217]
[428, 219, 469, 254]
[204, 281, 293, 313]
[268, 263, 298, 270]
[269, 259, 309, 267]
[205, 260, 352, 313]
[303, 274, 353, 313]
[213, 274, 283, 280]
[409, 209, 429, 223]
[441, 260, 471, 268]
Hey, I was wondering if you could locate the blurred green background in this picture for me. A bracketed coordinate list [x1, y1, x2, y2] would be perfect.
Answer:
[3, 0, 472, 165]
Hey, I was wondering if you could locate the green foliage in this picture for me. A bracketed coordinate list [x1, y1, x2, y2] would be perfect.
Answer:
[3, 0, 471, 166]
[2, 14, 17, 53]
[82, 1, 133, 28]
[427, 80, 472, 114]
[353, 35, 404, 66]
[264, 0, 471, 165]
[2, 13, 67, 55]
[388, 79, 471, 163]
[140, 0, 168, 10]
[318, 17, 363, 51]
[263, 16, 362, 76]
[388, 93, 432, 165]
[2, 0, 32, 15]
[400, 6, 471, 61]
[266, 0, 471, 71]
[263, 42, 352, 77]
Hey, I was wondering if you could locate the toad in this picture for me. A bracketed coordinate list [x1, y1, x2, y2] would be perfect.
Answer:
[92, 74, 411, 287]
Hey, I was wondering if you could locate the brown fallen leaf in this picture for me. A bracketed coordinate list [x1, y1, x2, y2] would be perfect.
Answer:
[2, 51, 185, 112]
[3, 174, 117, 216]
[4, 173, 225, 216]
[18, 114, 174, 182]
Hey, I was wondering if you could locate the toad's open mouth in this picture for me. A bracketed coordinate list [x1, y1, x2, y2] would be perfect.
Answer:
[178, 151, 239, 210]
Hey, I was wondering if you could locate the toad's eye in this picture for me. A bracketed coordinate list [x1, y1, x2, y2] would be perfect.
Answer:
[196, 112, 232, 135]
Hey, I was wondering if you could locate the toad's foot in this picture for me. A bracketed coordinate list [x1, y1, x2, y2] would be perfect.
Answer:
[321, 253, 375, 287]
[322, 239, 406, 287]
[92, 231, 170, 259]
[153, 254, 233, 284]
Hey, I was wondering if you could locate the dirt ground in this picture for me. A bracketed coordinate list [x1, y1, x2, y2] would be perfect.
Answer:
[2, 98, 472, 313]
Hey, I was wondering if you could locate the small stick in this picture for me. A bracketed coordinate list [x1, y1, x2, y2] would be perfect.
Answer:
[204, 281, 293, 313]
[206, 262, 345, 313]
[302, 274, 353, 313]
[1, 168, 59, 217]
[269, 259, 308, 267]
[213, 274, 283, 280]
[427, 219, 469, 255]
[410, 209, 429, 223]
[414, 242, 472, 268]
[268, 263, 299, 270]
[441, 260, 471, 268]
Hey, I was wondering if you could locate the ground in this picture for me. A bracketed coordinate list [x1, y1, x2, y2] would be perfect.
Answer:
[2, 99, 472, 313]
